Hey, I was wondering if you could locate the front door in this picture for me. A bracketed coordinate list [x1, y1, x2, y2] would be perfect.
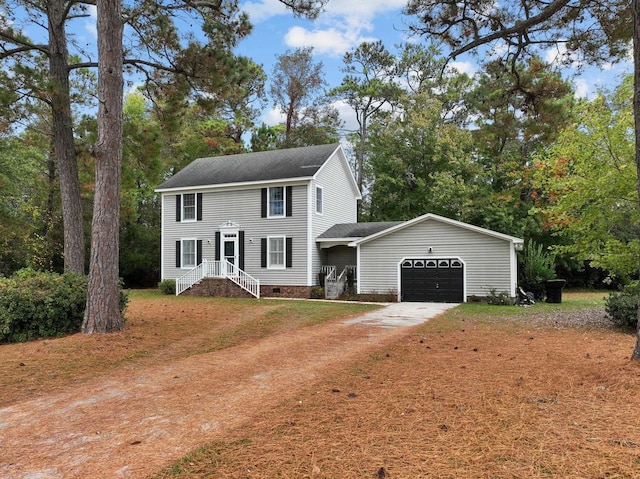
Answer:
[221, 232, 238, 265]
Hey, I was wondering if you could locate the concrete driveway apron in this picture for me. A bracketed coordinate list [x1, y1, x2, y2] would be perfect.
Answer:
[345, 302, 458, 328]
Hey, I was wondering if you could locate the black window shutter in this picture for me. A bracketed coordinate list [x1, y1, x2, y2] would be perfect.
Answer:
[197, 240, 203, 264]
[175, 195, 181, 222]
[214, 232, 220, 261]
[286, 237, 293, 268]
[261, 188, 267, 218]
[286, 186, 293, 217]
[239, 231, 245, 270]
[197, 193, 203, 221]
[175, 241, 181, 267]
[261, 238, 267, 267]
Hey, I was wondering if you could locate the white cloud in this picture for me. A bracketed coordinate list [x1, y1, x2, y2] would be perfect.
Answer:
[241, 0, 288, 23]
[332, 99, 358, 133]
[572, 78, 590, 99]
[242, 0, 406, 56]
[544, 42, 583, 69]
[322, 0, 407, 19]
[448, 61, 477, 76]
[84, 5, 97, 39]
[284, 25, 375, 57]
[263, 106, 285, 126]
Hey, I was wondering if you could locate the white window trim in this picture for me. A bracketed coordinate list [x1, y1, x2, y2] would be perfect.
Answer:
[267, 186, 286, 218]
[181, 193, 197, 223]
[181, 238, 197, 269]
[315, 185, 323, 216]
[267, 236, 286, 269]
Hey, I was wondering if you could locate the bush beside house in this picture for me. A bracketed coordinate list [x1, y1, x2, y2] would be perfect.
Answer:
[0, 269, 128, 343]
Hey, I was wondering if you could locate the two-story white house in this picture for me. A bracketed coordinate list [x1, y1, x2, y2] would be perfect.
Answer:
[156, 143, 523, 302]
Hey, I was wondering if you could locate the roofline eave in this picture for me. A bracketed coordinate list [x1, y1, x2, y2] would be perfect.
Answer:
[155, 176, 315, 194]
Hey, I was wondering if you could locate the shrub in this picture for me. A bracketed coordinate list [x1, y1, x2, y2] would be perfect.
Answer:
[519, 241, 556, 300]
[605, 284, 638, 329]
[158, 279, 176, 295]
[309, 286, 324, 299]
[487, 289, 515, 306]
[0, 269, 128, 343]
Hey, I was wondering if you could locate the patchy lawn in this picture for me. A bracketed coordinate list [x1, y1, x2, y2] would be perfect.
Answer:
[153, 291, 640, 479]
[3, 290, 640, 478]
[0, 291, 380, 407]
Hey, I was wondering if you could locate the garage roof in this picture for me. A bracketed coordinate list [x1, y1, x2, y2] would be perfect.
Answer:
[318, 222, 403, 240]
[347, 213, 524, 248]
[316, 221, 402, 249]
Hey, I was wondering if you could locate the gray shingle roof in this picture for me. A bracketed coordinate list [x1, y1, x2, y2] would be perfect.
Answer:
[157, 143, 340, 190]
[318, 222, 403, 239]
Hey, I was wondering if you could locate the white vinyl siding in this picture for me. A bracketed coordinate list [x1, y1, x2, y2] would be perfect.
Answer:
[357, 220, 516, 299]
[309, 150, 360, 285]
[161, 184, 308, 285]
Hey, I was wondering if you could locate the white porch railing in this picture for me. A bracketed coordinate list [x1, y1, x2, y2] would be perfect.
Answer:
[324, 265, 356, 299]
[320, 265, 336, 281]
[176, 260, 260, 298]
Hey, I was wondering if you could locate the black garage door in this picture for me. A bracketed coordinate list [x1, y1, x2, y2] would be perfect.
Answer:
[401, 258, 464, 303]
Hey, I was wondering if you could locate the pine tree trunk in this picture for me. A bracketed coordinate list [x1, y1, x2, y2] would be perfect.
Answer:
[631, 0, 640, 360]
[48, 0, 85, 273]
[82, 0, 124, 333]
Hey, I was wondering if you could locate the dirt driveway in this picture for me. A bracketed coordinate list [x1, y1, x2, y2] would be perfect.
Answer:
[0, 303, 454, 479]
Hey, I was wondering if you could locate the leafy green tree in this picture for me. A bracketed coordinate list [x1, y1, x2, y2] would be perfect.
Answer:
[330, 41, 403, 197]
[396, 43, 474, 127]
[284, 105, 341, 147]
[118, 93, 165, 288]
[532, 76, 636, 281]
[251, 123, 286, 152]
[367, 93, 478, 221]
[0, 136, 47, 274]
[467, 58, 575, 237]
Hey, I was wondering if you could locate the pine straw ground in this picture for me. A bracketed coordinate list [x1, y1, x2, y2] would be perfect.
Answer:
[154, 293, 640, 479]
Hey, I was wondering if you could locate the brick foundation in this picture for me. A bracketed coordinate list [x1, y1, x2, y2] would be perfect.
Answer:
[182, 278, 255, 299]
[182, 279, 314, 299]
[260, 285, 313, 299]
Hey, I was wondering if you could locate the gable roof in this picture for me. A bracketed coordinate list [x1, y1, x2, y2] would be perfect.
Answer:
[348, 213, 524, 247]
[156, 143, 342, 192]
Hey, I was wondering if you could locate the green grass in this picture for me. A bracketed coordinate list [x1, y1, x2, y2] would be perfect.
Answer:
[459, 290, 605, 317]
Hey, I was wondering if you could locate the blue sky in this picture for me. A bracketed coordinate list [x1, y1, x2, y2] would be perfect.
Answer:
[236, 0, 633, 130]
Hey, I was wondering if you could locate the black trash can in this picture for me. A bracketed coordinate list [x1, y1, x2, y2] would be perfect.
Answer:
[545, 279, 566, 303]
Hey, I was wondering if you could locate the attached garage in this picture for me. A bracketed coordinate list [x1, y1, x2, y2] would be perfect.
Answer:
[401, 258, 464, 303]
[349, 213, 523, 303]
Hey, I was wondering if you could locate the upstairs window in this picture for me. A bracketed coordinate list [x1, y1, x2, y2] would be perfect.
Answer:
[176, 193, 202, 222]
[182, 193, 196, 221]
[269, 186, 284, 217]
[261, 186, 292, 218]
[315, 186, 323, 215]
